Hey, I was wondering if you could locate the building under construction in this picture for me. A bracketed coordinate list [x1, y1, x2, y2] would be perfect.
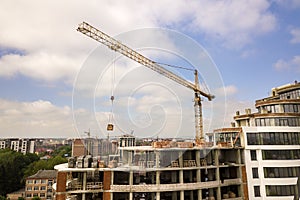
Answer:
[54, 135, 247, 200]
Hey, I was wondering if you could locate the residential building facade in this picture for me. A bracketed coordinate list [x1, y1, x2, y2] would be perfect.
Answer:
[0, 138, 35, 154]
[233, 81, 300, 199]
[25, 170, 57, 200]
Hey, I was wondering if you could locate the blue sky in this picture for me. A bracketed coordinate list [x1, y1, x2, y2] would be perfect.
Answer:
[0, 0, 299, 138]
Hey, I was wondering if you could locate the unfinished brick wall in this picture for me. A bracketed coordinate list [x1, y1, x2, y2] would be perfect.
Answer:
[56, 171, 67, 200]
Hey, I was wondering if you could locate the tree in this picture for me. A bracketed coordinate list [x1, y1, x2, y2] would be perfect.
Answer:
[31, 197, 41, 200]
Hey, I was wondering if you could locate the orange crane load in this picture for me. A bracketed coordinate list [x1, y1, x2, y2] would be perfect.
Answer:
[77, 22, 214, 145]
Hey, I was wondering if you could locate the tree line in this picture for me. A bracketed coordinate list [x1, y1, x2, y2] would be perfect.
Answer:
[0, 145, 71, 198]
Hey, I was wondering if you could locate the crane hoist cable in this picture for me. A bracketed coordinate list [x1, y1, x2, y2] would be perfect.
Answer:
[107, 51, 116, 131]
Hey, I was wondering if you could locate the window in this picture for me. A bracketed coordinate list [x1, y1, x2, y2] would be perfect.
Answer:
[48, 180, 53, 186]
[26, 193, 32, 198]
[41, 179, 47, 184]
[263, 150, 300, 160]
[250, 150, 257, 161]
[34, 186, 39, 191]
[34, 179, 40, 184]
[266, 185, 296, 196]
[41, 186, 46, 190]
[252, 168, 259, 178]
[254, 186, 260, 197]
[264, 167, 298, 178]
[27, 179, 33, 184]
[40, 193, 45, 197]
[26, 186, 32, 191]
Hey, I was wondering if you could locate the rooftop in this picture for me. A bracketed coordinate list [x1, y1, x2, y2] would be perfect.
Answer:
[27, 170, 57, 179]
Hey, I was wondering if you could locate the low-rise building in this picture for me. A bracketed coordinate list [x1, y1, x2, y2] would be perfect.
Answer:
[25, 170, 57, 200]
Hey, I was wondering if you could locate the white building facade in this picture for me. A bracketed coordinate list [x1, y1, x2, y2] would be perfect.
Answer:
[234, 81, 300, 199]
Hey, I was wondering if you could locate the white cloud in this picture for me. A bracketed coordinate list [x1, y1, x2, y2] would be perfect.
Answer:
[0, 99, 74, 138]
[189, 0, 276, 48]
[0, 0, 277, 83]
[215, 85, 238, 97]
[290, 28, 300, 44]
[274, 56, 300, 72]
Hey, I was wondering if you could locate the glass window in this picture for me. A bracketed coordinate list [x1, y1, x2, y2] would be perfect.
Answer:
[26, 193, 32, 198]
[34, 179, 40, 184]
[252, 168, 259, 178]
[41, 186, 46, 190]
[27, 179, 33, 184]
[41, 179, 47, 184]
[34, 186, 39, 191]
[26, 186, 32, 191]
[250, 150, 257, 161]
[40, 193, 45, 197]
[254, 186, 260, 197]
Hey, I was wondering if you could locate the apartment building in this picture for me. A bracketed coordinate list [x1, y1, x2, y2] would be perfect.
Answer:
[0, 138, 35, 154]
[25, 170, 57, 200]
[233, 81, 300, 199]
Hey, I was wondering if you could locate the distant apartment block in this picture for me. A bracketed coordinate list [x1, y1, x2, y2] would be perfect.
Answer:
[0, 138, 35, 154]
[25, 170, 56, 200]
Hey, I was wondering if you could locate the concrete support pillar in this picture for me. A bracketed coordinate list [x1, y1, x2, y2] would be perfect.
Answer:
[155, 151, 160, 168]
[82, 172, 87, 200]
[156, 171, 160, 185]
[197, 189, 202, 200]
[156, 192, 160, 200]
[237, 149, 244, 198]
[215, 150, 221, 200]
[129, 171, 133, 200]
[129, 170, 133, 185]
[180, 190, 184, 200]
[179, 151, 183, 168]
[179, 170, 183, 183]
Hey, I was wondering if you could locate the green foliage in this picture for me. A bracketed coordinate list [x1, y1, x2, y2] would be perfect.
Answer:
[0, 146, 69, 197]
[0, 149, 38, 196]
[23, 156, 67, 178]
[52, 145, 71, 157]
[18, 197, 25, 200]
[0, 195, 6, 200]
[31, 197, 41, 200]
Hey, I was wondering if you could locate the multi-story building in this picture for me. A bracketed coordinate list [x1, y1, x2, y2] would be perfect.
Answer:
[54, 137, 246, 200]
[0, 138, 35, 154]
[25, 170, 57, 200]
[232, 81, 300, 199]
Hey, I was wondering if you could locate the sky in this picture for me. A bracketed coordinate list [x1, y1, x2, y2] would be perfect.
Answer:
[0, 0, 299, 139]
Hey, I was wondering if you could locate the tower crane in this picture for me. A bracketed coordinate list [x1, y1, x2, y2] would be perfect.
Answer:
[77, 22, 214, 145]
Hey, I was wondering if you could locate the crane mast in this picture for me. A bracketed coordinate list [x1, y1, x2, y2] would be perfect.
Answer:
[77, 22, 214, 144]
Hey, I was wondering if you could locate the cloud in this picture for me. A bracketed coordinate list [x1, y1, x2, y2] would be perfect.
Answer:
[274, 56, 300, 72]
[214, 85, 238, 97]
[290, 28, 300, 44]
[0, 0, 277, 83]
[0, 99, 74, 138]
[188, 0, 276, 48]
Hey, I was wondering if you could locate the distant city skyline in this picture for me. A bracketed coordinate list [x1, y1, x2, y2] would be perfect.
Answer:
[0, 1, 299, 138]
